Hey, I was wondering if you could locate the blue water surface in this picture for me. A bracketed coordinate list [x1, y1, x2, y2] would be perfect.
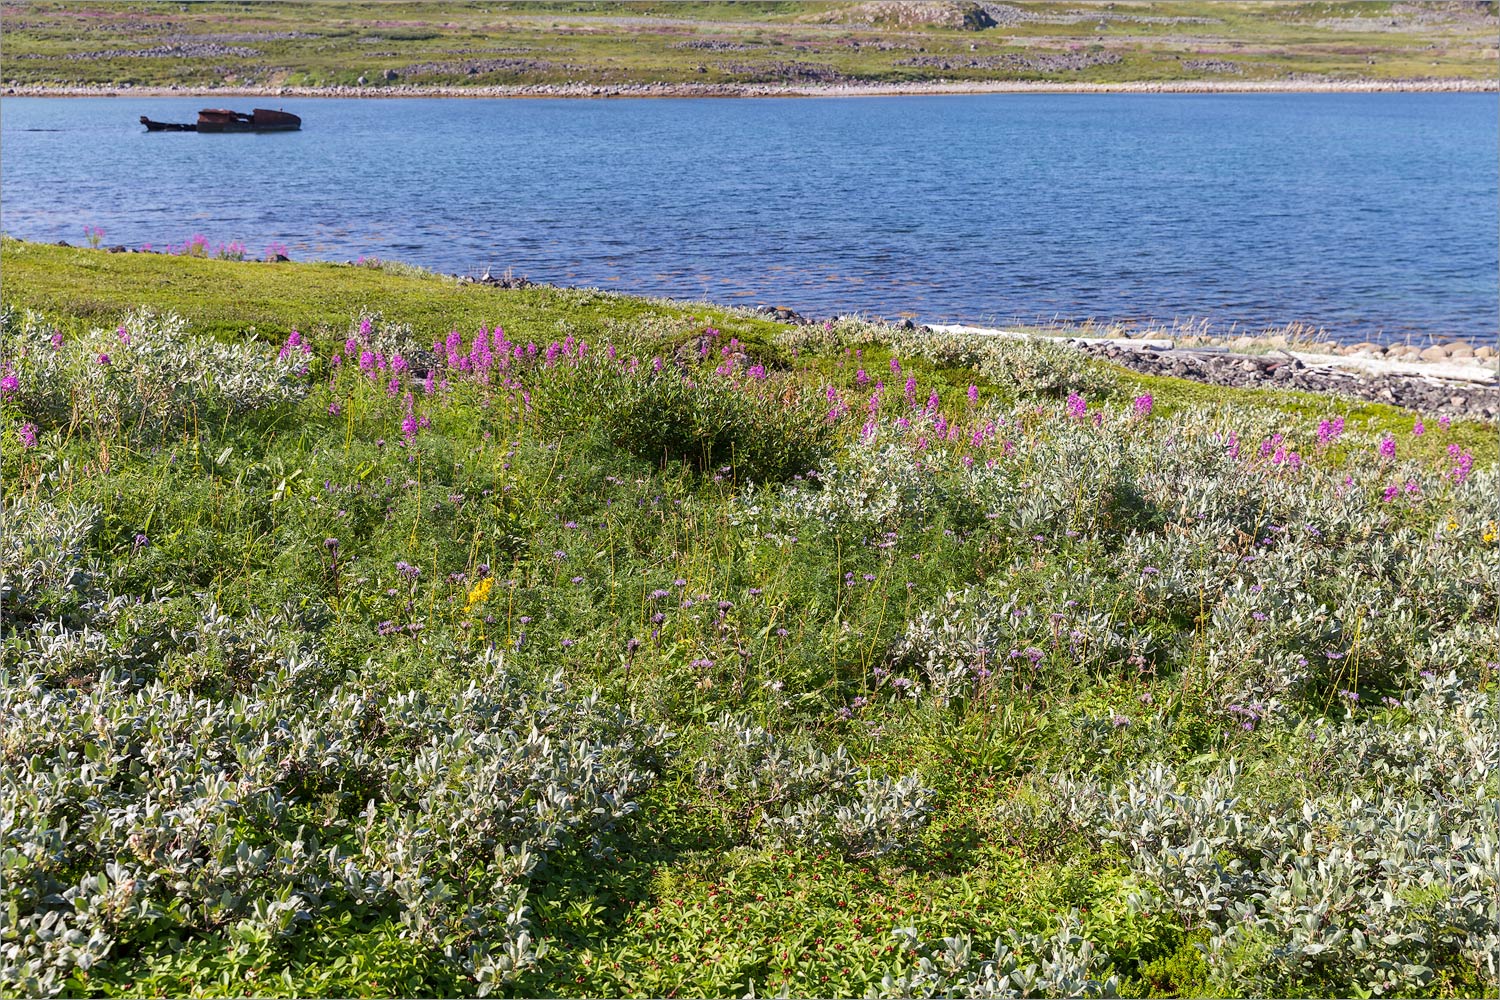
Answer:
[2, 93, 1495, 343]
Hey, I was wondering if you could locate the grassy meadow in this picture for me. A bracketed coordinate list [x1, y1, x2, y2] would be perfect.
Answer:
[2, 241, 1497, 998]
[3, 1, 1497, 90]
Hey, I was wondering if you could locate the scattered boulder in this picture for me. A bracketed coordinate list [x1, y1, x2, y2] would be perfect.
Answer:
[470, 269, 534, 289]
[757, 305, 813, 325]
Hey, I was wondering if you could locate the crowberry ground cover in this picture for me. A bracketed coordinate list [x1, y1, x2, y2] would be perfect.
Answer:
[2, 249, 1496, 998]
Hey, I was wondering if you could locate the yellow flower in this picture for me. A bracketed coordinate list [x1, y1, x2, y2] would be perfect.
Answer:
[465, 576, 494, 611]
[1484, 522, 1497, 544]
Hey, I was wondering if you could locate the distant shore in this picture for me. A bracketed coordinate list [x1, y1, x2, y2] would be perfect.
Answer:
[9, 77, 1497, 100]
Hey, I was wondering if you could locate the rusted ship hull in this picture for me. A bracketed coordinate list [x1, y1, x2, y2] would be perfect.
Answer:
[140, 108, 301, 133]
[140, 117, 195, 131]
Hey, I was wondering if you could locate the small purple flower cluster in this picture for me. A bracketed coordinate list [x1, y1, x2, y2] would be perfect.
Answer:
[1447, 443, 1474, 483]
[1316, 416, 1344, 445]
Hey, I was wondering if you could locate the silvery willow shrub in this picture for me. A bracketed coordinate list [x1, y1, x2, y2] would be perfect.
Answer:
[889, 579, 1147, 706]
[693, 715, 933, 857]
[773, 319, 1117, 400]
[0, 652, 668, 996]
[0, 496, 104, 630]
[741, 439, 945, 541]
[875, 916, 1120, 999]
[1002, 673, 1500, 997]
[896, 331, 1119, 401]
[1, 308, 307, 439]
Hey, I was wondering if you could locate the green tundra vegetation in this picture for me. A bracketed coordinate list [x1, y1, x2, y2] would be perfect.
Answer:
[3, 0, 1497, 90]
[2, 240, 1497, 998]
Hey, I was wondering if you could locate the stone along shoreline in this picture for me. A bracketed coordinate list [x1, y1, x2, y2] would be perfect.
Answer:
[10, 78, 1497, 99]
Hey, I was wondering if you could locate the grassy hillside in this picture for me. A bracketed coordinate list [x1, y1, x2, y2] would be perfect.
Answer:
[3, 0, 1497, 90]
[3, 242, 1497, 998]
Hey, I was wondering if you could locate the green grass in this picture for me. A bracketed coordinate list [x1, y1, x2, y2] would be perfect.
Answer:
[3, 0, 1495, 90]
[3, 241, 1496, 998]
[0, 237, 789, 349]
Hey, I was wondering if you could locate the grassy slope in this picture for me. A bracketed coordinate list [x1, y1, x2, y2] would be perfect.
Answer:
[4, 238, 1494, 460]
[2, 0, 1496, 89]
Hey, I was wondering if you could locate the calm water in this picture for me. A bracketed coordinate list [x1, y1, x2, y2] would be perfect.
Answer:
[2, 94, 1496, 343]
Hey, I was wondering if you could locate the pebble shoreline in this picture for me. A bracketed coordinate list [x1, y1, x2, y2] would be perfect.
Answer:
[9, 77, 1497, 99]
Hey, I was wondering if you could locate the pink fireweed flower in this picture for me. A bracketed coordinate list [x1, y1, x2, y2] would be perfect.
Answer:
[1132, 393, 1153, 418]
[1066, 393, 1087, 419]
[968, 384, 979, 404]
[652, 357, 664, 373]
[18, 422, 37, 449]
[1382, 484, 1400, 502]
[50, 331, 63, 350]
[925, 392, 940, 415]
[116, 326, 130, 346]
[1448, 444, 1474, 483]
[1227, 431, 1240, 459]
[359, 318, 373, 338]
[0, 373, 17, 396]
[747, 364, 767, 381]
[904, 376, 917, 406]
[328, 402, 342, 415]
[1378, 436, 1397, 460]
[97, 353, 111, 366]
[1411, 418, 1425, 436]
[1438, 415, 1451, 430]
[890, 357, 901, 374]
[1316, 416, 1344, 445]
[855, 369, 869, 386]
